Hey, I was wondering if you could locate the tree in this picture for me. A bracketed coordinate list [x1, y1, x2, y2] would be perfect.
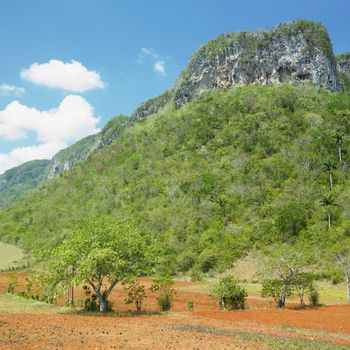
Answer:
[321, 194, 336, 229]
[260, 244, 313, 308]
[323, 160, 336, 191]
[335, 132, 343, 162]
[291, 272, 316, 307]
[45, 216, 146, 312]
[332, 237, 350, 304]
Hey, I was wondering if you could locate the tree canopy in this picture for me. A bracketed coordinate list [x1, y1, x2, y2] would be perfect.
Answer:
[45, 216, 146, 311]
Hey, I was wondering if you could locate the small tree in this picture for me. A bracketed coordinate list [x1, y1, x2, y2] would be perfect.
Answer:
[25, 276, 33, 295]
[261, 279, 287, 307]
[45, 216, 146, 312]
[291, 272, 316, 308]
[212, 276, 247, 310]
[259, 244, 313, 308]
[332, 238, 350, 304]
[7, 274, 18, 294]
[123, 279, 146, 312]
[323, 160, 336, 191]
[150, 275, 176, 312]
[321, 194, 336, 229]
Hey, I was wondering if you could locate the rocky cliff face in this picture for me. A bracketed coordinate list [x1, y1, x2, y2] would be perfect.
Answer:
[46, 133, 101, 179]
[132, 20, 341, 119]
[337, 53, 350, 93]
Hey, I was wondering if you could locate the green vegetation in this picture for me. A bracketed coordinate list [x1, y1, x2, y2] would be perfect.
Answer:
[211, 276, 247, 310]
[0, 160, 50, 209]
[150, 275, 176, 312]
[131, 90, 174, 120]
[47, 133, 101, 177]
[0, 84, 350, 283]
[43, 216, 146, 312]
[100, 114, 129, 145]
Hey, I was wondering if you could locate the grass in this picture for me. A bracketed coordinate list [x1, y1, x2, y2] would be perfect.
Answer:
[0, 242, 24, 270]
[169, 324, 350, 350]
[0, 293, 67, 314]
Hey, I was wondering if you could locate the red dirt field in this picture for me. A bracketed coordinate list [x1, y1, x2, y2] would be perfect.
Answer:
[1, 272, 350, 349]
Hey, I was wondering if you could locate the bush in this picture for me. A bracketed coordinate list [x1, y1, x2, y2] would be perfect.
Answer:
[7, 274, 18, 294]
[261, 279, 287, 307]
[150, 275, 176, 312]
[123, 279, 146, 312]
[309, 289, 320, 307]
[212, 276, 247, 310]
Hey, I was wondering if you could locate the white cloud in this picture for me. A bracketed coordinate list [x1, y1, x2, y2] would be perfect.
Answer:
[136, 48, 160, 64]
[0, 142, 66, 174]
[20, 59, 105, 92]
[0, 84, 25, 97]
[154, 61, 166, 76]
[137, 48, 168, 76]
[0, 95, 100, 174]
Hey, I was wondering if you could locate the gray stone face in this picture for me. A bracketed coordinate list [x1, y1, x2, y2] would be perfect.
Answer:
[132, 22, 343, 120]
[174, 32, 339, 108]
[338, 56, 350, 79]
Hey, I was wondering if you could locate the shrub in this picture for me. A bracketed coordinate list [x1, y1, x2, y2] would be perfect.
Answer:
[212, 276, 247, 310]
[123, 279, 146, 312]
[261, 279, 286, 307]
[309, 289, 320, 307]
[188, 300, 194, 312]
[7, 274, 18, 294]
[150, 275, 176, 312]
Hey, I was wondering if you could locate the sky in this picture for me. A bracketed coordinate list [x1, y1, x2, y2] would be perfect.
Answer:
[0, 0, 349, 174]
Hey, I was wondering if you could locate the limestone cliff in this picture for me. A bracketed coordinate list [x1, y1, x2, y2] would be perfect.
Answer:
[337, 53, 350, 94]
[132, 20, 340, 119]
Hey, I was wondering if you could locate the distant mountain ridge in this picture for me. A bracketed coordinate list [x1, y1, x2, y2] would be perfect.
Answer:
[0, 115, 129, 208]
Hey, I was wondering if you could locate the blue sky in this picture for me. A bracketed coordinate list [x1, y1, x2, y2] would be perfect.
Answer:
[0, 0, 349, 173]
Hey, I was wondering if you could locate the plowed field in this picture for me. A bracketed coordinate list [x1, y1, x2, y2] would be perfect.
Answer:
[1, 273, 349, 349]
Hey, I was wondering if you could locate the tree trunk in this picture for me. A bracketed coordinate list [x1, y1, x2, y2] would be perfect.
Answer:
[338, 144, 342, 162]
[347, 274, 350, 304]
[99, 296, 108, 312]
[95, 290, 108, 312]
[278, 285, 287, 308]
[329, 172, 333, 191]
[328, 211, 331, 230]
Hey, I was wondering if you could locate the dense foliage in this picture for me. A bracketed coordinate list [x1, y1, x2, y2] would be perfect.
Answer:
[0, 84, 350, 277]
[212, 276, 247, 310]
[44, 216, 146, 312]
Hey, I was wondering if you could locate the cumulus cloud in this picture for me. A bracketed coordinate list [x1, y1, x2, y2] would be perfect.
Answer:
[154, 61, 166, 76]
[0, 84, 25, 97]
[0, 95, 100, 173]
[20, 59, 105, 92]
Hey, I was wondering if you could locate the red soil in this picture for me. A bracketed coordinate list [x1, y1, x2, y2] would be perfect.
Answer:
[1, 272, 350, 349]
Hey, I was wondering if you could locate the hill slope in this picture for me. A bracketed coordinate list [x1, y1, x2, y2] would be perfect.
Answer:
[0, 85, 349, 275]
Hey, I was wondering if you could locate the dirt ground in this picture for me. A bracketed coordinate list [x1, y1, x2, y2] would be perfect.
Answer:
[1, 273, 350, 349]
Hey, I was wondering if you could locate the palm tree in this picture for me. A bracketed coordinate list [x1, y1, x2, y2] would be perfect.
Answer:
[335, 132, 344, 163]
[323, 160, 337, 191]
[321, 194, 336, 229]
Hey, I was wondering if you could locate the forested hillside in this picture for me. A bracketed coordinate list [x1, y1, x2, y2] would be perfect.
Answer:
[0, 84, 349, 276]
